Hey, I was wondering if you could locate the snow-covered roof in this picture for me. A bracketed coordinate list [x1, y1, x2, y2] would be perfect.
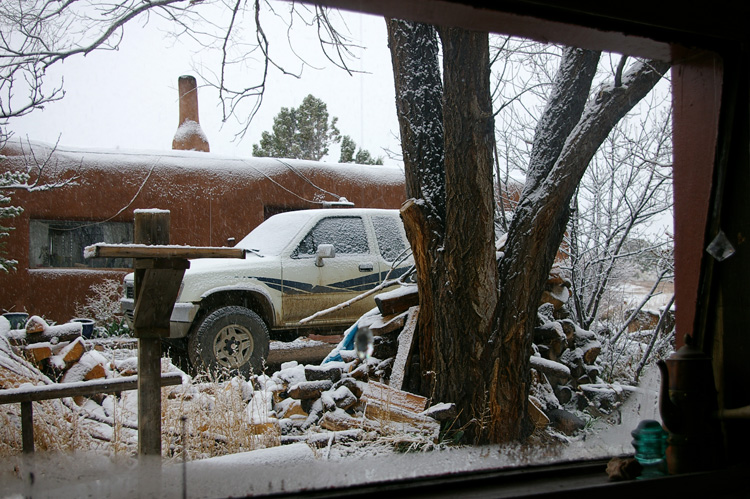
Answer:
[1, 139, 405, 187]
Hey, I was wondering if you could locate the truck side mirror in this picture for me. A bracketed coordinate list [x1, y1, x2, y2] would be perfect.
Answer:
[315, 244, 336, 267]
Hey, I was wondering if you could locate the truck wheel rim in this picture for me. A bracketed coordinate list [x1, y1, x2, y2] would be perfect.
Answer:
[213, 324, 254, 369]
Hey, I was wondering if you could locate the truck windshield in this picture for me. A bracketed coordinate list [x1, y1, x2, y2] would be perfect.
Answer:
[235, 211, 313, 256]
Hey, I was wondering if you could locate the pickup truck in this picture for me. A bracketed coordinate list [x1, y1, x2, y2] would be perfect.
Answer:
[120, 208, 412, 374]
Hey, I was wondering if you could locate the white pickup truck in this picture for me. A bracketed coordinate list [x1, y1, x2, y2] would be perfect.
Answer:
[121, 208, 412, 374]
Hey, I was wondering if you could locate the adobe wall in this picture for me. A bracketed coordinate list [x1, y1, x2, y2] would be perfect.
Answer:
[0, 141, 406, 323]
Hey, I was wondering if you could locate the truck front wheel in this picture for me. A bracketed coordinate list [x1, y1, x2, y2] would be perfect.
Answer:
[188, 306, 270, 376]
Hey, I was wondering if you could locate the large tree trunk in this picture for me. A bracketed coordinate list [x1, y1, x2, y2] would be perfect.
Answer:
[487, 56, 671, 442]
[386, 19, 445, 395]
[434, 25, 497, 442]
[388, 18, 670, 444]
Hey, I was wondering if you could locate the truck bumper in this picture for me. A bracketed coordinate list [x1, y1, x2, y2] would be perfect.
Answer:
[120, 298, 198, 339]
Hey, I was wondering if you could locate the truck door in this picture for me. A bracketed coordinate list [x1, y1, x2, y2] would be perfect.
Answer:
[281, 215, 380, 327]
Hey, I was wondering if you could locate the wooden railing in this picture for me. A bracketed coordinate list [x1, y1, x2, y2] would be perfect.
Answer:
[0, 372, 183, 454]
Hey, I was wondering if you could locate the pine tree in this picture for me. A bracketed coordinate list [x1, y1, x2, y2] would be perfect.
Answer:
[252, 95, 341, 161]
[339, 135, 383, 165]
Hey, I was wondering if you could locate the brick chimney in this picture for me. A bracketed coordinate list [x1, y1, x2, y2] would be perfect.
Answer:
[172, 75, 210, 152]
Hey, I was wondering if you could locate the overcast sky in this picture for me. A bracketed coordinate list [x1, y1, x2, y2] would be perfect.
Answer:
[8, 6, 401, 165]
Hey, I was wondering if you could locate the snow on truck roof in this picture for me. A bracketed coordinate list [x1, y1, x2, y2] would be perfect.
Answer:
[1, 139, 406, 186]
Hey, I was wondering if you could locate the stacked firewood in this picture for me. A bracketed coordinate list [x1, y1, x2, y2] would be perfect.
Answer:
[3, 316, 124, 387]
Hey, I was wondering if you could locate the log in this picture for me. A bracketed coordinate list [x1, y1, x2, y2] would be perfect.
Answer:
[374, 285, 419, 316]
[25, 323, 82, 345]
[319, 409, 380, 432]
[360, 380, 427, 413]
[359, 311, 408, 336]
[23, 344, 52, 363]
[287, 380, 333, 400]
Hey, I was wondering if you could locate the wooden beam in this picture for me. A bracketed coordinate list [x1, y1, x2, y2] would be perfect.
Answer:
[0, 373, 183, 404]
[85, 243, 244, 260]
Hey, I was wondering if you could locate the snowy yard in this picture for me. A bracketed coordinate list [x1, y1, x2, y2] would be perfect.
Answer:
[0, 277, 673, 498]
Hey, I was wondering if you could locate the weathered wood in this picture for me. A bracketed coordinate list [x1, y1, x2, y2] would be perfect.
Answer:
[0, 373, 183, 455]
[320, 410, 380, 432]
[24, 323, 82, 345]
[374, 286, 420, 316]
[86, 243, 244, 260]
[134, 209, 169, 458]
[0, 372, 183, 404]
[389, 306, 419, 391]
[287, 380, 334, 400]
[132, 266, 185, 336]
[360, 380, 427, 414]
[21, 401, 33, 454]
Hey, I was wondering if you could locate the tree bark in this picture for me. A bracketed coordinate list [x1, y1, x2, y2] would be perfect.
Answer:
[387, 19, 445, 395]
[488, 56, 671, 442]
[435, 25, 498, 443]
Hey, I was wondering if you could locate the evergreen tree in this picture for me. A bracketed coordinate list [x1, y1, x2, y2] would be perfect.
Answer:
[252, 95, 340, 161]
[0, 169, 27, 272]
[339, 135, 383, 165]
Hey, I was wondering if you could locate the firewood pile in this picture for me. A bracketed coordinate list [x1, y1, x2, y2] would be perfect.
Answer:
[529, 268, 622, 435]
[2, 315, 116, 386]
[248, 359, 453, 447]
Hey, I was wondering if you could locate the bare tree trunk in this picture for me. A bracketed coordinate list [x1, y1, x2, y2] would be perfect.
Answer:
[435, 26, 498, 442]
[388, 19, 670, 444]
[487, 56, 671, 442]
[387, 19, 445, 395]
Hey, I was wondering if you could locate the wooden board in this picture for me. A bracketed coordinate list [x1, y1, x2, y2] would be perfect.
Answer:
[86, 243, 245, 260]
[389, 306, 419, 391]
[360, 379, 427, 414]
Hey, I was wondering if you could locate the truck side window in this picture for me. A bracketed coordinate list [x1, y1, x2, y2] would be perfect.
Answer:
[373, 215, 407, 262]
[294, 217, 369, 257]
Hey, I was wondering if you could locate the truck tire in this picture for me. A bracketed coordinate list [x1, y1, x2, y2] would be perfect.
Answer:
[188, 306, 270, 376]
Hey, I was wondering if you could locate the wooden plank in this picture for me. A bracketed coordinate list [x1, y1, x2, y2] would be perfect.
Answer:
[86, 243, 244, 260]
[0, 373, 183, 404]
[389, 306, 419, 391]
[134, 209, 168, 459]
[21, 401, 33, 454]
[360, 379, 427, 414]
[132, 267, 185, 335]
[374, 285, 420, 316]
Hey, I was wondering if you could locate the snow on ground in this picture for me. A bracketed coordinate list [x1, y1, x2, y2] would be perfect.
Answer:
[0, 276, 672, 497]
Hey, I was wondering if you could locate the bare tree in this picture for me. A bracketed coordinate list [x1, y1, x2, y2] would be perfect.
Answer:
[566, 93, 673, 330]
[0, 0, 356, 140]
[388, 18, 670, 443]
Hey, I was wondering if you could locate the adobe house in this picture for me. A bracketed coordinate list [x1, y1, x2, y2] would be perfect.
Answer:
[0, 75, 406, 321]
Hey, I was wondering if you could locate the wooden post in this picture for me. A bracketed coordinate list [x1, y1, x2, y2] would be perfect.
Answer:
[134, 209, 170, 457]
[20, 401, 34, 454]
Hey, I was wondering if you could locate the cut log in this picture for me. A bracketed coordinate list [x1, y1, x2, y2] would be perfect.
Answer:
[304, 364, 342, 383]
[389, 306, 419, 390]
[287, 380, 333, 400]
[319, 409, 380, 432]
[528, 397, 550, 429]
[374, 285, 419, 316]
[360, 380, 427, 414]
[61, 337, 86, 363]
[359, 311, 408, 336]
[25, 323, 82, 345]
[23, 343, 52, 364]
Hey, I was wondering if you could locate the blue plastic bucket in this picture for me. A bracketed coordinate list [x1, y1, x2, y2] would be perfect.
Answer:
[72, 318, 95, 339]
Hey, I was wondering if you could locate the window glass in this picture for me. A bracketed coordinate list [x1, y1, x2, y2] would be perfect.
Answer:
[29, 220, 133, 269]
[293, 216, 368, 257]
[373, 215, 408, 262]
